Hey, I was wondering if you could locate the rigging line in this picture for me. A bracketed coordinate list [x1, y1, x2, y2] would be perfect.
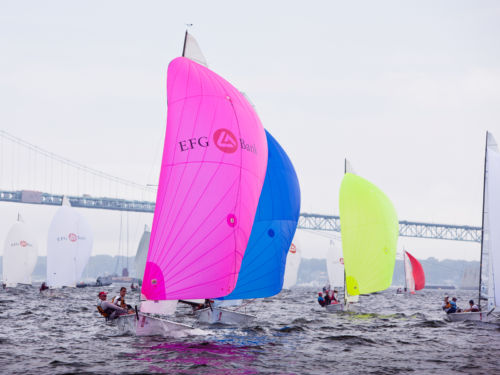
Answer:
[0, 130, 154, 192]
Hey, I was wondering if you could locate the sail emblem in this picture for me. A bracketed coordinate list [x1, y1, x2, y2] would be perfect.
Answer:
[227, 214, 237, 227]
[68, 233, 78, 242]
[20, 240, 27, 247]
[340, 257, 344, 265]
[213, 128, 238, 153]
[289, 243, 297, 254]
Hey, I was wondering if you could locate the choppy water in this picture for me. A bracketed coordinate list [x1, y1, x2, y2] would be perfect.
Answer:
[0, 286, 499, 374]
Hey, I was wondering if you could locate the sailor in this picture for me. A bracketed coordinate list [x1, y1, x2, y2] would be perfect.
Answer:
[39, 282, 49, 292]
[448, 297, 458, 314]
[324, 291, 331, 305]
[112, 287, 132, 310]
[465, 300, 480, 312]
[317, 292, 325, 307]
[331, 290, 338, 304]
[441, 296, 451, 312]
[97, 291, 129, 319]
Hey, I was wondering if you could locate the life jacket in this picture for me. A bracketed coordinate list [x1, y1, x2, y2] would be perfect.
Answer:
[112, 296, 127, 309]
[97, 305, 110, 318]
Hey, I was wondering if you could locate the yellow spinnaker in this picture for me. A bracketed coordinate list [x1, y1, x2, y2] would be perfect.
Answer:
[339, 173, 398, 296]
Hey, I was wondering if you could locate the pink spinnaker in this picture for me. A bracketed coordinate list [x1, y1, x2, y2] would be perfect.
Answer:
[142, 57, 268, 300]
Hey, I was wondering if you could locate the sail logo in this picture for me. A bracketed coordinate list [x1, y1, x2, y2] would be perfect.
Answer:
[56, 234, 86, 242]
[214, 128, 238, 153]
[289, 243, 296, 254]
[340, 257, 344, 265]
[10, 240, 32, 247]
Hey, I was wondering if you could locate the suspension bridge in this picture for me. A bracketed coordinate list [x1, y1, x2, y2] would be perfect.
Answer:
[0, 130, 482, 243]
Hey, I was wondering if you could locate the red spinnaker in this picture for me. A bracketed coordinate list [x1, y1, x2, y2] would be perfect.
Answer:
[405, 251, 425, 291]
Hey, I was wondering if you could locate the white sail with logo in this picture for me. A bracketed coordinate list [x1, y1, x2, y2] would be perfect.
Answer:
[283, 240, 302, 289]
[46, 197, 93, 288]
[2, 215, 38, 287]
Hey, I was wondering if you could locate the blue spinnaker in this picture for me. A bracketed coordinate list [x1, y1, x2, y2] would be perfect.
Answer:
[220, 130, 301, 299]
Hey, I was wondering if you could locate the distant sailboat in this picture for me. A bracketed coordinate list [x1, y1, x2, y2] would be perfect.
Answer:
[339, 161, 399, 307]
[2, 214, 38, 287]
[200, 130, 301, 324]
[133, 225, 150, 281]
[325, 240, 346, 312]
[402, 250, 425, 294]
[46, 197, 93, 288]
[118, 31, 268, 335]
[448, 132, 500, 322]
[283, 240, 302, 289]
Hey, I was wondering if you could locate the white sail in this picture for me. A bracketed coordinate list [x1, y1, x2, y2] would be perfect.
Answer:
[483, 132, 500, 309]
[2, 217, 38, 287]
[140, 299, 178, 315]
[326, 240, 344, 288]
[134, 225, 150, 279]
[404, 251, 415, 293]
[283, 241, 302, 289]
[46, 199, 93, 288]
[183, 31, 208, 67]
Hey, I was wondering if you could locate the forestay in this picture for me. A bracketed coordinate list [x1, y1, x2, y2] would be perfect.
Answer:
[219, 130, 300, 300]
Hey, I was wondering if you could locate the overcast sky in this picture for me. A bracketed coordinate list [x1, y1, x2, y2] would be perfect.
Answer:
[1, 1, 499, 261]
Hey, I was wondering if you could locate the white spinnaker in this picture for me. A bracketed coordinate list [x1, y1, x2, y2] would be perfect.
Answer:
[46, 200, 93, 288]
[283, 241, 301, 289]
[485, 132, 500, 309]
[326, 240, 344, 288]
[2, 220, 38, 286]
[183, 31, 208, 67]
[140, 300, 178, 315]
[134, 225, 150, 279]
[404, 252, 415, 293]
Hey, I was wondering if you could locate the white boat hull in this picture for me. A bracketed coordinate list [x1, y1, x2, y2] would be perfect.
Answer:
[195, 307, 256, 325]
[325, 303, 344, 313]
[446, 311, 498, 323]
[116, 313, 192, 336]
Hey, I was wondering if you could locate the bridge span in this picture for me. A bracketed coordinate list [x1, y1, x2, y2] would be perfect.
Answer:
[0, 190, 482, 243]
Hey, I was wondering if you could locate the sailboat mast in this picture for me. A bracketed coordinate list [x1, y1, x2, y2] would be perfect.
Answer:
[181, 30, 188, 57]
[478, 131, 488, 307]
[343, 158, 347, 303]
[403, 251, 407, 290]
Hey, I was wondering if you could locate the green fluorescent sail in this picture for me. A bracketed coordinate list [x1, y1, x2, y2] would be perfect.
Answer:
[339, 173, 398, 296]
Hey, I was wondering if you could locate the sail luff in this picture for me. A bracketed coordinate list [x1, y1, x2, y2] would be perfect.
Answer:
[478, 132, 488, 306]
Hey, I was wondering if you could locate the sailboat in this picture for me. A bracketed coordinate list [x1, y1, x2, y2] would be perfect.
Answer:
[339, 161, 399, 308]
[325, 239, 345, 312]
[283, 240, 302, 289]
[197, 130, 301, 324]
[118, 31, 268, 335]
[2, 214, 38, 287]
[133, 225, 150, 282]
[400, 250, 425, 294]
[447, 132, 500, 322]
[46, 197, 93, 288]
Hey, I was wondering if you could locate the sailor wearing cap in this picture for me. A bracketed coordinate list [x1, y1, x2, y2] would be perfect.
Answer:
[96, 291, 128, 320]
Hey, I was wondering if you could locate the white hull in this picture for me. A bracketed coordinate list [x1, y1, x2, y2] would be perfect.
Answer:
[116, 313, 192, 336]
[195, 307, 256, 325]
[446, 311, 498, 323]
[325, 303, 344, 313]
